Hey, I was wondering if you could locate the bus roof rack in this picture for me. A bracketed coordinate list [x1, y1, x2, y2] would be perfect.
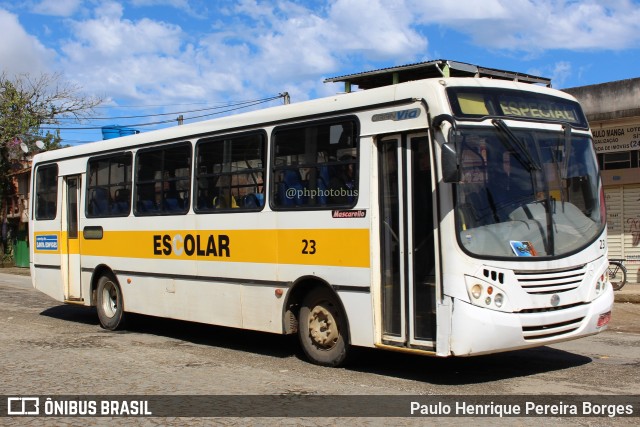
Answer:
[324, 59, 552, 92]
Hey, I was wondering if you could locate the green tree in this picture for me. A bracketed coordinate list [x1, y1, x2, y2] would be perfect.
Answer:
[1, 72, 102, 261]
[1, 72, 101, 192]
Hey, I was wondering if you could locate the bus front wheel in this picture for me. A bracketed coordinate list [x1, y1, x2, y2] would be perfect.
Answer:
[96, 273, 125, 330]
[298, 287, 349, 367]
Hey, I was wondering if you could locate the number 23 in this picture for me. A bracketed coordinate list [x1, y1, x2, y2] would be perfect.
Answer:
[302, 239, 316, 254]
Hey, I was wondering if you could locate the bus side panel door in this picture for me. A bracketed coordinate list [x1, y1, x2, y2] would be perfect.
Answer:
[62, 175, 82, 300]
[379, 136, 405, 342]
[379, 133, 436, 348]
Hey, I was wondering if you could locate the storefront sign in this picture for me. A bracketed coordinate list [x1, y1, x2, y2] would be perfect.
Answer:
[592, 124, 640, 153]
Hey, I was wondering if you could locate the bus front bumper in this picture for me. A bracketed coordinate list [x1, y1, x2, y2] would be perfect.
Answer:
[449, 288, 614, 356]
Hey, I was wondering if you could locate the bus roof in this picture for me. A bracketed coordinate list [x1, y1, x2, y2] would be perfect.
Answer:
[324, 59, 552, 91]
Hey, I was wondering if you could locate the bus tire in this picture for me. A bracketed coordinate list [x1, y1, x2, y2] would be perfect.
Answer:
[298, 287, 349, 367]
[96, 273, 125, 330]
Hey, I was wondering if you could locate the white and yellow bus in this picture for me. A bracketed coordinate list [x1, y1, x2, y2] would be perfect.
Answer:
[30, 61, 613, 366]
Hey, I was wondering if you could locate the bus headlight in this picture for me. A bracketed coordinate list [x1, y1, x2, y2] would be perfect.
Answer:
[464, 276, 512, 312]
[471, 284, 482, 299]
[589, 272, 608, 300]
[596, 274, 605, 295]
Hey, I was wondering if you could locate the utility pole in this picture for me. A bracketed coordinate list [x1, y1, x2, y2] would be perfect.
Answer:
[281, 92, 290, 105]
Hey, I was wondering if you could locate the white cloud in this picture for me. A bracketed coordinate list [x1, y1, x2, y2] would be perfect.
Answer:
[58, 1, 187, 101]
[327, 0, 427, 60]
[203, 0, 427, 96]
[550, 61, 572, 87]
[129, 0, 207, 15]
[411, 0, 510, 21]
[32, 0, 83, 17]
[409, 0, 640, 52]
[56, 0, 430, 105]
[66, 9, 183, 56]
[0, 9, 56, 76]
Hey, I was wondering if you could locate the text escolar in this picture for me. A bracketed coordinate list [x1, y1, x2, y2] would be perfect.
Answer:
[153, 233, 230, 257]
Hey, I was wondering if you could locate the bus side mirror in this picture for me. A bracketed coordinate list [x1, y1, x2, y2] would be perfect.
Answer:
[432, 114, 460, 183]
[441, 142, 460, 183]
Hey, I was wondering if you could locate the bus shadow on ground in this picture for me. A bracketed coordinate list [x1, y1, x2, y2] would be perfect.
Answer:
[40, 304, 100, 326]
[127, 312, 299, 359]
[346, 346, 592, 385]
[40, 305, 591, 385]
[40, 305, 298, 359]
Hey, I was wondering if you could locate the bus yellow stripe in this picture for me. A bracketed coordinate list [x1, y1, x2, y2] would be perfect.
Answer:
[41, 229, 370, 268]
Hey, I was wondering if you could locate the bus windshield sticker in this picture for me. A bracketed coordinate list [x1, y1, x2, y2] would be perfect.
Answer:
[332, 209, 366, 218]
[510, 241, 538, 257]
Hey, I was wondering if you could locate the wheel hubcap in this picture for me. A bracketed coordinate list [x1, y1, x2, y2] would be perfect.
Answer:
[308, 305, 339, 349]
[101, 282, 118, 318]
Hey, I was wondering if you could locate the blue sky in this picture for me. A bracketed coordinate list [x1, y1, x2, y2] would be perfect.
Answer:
[1, 0, 639, 146]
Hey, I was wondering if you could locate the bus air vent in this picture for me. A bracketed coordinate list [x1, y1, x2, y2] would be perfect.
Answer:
[482, 269, 504, 284]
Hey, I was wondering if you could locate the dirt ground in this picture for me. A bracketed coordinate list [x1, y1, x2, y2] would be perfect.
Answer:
[607, 301, 640, 334]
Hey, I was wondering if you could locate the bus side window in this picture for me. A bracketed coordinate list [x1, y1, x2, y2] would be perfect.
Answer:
[135, 143, 191, 216]
[87, 153, 132, 217]
[271, 118, 358, 209]
[194, 132, 265, 213]
[35, 164, 59, 220]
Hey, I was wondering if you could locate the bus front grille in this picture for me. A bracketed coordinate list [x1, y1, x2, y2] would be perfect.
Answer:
[518, 302, 586, 314]
[514, 265, 586, 295]
[521, 316, 584, 341]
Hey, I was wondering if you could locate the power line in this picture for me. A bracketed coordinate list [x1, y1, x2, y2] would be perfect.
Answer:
[54, 96, 284, 120]
[41, 95, 284, 131]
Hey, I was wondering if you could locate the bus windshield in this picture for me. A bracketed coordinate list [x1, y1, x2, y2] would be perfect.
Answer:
[454, 124, 604, 259]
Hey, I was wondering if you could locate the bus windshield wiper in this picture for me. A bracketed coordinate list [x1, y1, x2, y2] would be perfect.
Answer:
[561, 125, 572, 180]
[492, 119, 541, 171]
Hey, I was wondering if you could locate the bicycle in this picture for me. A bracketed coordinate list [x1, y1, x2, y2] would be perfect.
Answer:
[607, 259, 627, 291]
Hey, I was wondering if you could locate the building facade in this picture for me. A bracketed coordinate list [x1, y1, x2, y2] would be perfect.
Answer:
[2, 156, 31, 267]
[565, 78, 640, 283]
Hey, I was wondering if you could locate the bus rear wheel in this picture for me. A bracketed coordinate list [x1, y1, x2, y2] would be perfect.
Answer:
[298, 287, 349, 367]
[96, 273, 125, 330]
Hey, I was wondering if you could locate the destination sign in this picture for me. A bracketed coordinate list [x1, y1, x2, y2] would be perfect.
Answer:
[498, 95, 579, 122]
[447, 87, 588, 128]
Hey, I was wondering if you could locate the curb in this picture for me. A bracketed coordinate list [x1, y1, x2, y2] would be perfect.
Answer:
[0, 267, 30, 276]
[614, 292, 640, 304]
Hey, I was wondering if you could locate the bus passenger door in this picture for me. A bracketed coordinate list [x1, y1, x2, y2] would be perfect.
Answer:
[62, 175, 82, 301]
[379, 133, 437, 348]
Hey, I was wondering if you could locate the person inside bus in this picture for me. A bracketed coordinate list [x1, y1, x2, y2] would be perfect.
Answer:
[328, 155, 355, 204]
